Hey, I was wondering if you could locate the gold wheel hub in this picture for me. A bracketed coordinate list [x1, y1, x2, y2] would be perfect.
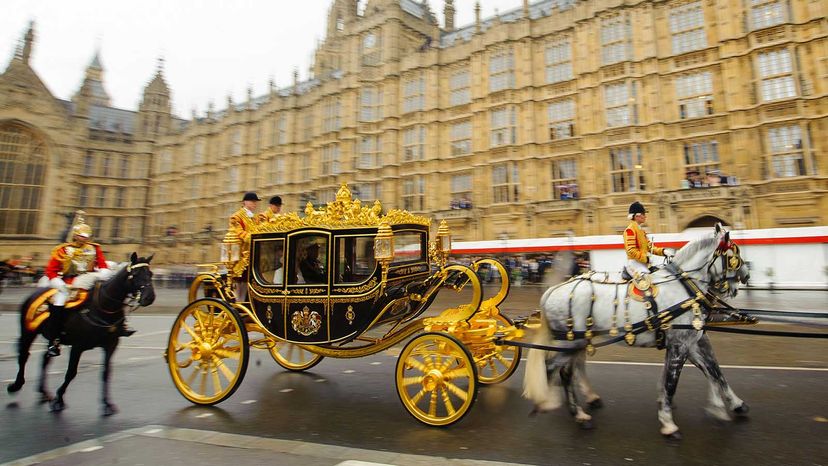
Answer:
[422, 369, 444, 391]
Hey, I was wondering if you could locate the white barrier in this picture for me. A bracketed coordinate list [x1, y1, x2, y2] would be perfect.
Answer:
[453, 226, 828, 289]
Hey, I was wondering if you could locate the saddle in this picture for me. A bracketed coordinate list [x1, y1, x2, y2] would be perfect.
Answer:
[24, 288, 90, 333]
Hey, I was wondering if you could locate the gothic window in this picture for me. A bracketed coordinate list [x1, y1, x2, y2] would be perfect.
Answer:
[300, 153, 311, 181]
[675, 71, 714, 119]
[403, 125, 426, 162]
[84, 151, 94, 175]
[449, 67, 471, 106]
[78, 185, 88, 207]
[489, 47, 515, 92]
[362, 30, 382, 66]
[490, 106, 517, 147]
[101, 154, 112, 177]
[322, 98, 342, 133]
[271, 156, 286, 183]
[683, 140, 720, 183]
[358, 135, 382, 169]
[402, 177, 425, 211]
[605, 81, 637, 127]
[360, 87, 382, 122]
[545, 37, 573, 83]
[757, 49, 797, 101]
[403, 74, 426, 113]
[321, 144, 341, 175]
[601, 14, 630, 65]
[609, 146, 645, 192]
[450, 172, 473, 208]
[670, 1, 706, 54]
[119, 155, 130, 178]
[492, 162, 519, 203]
[0, 124, 47, 235]
[277, 114, 288, 144]
[551, 158, 578, 200]
[750, 0, 787, 30]
[231, 128, 243, 155]
[767, 125, 805, 177]
[450, 120, 472, 156]
[548, 99, 576, 140]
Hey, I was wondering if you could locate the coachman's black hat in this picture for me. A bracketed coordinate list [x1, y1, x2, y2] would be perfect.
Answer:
[242, 192, 261, 202]
[269, 196, 283, 206]
[628, 201, 647, 215]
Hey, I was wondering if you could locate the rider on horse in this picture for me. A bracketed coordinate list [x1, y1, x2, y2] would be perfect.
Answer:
[44, 213, 133, 357]
[623, 201, 674, 278]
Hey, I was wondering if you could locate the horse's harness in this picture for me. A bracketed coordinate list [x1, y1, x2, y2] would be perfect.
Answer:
[81, 262, 151, 330]
[551, 240, 747, 354]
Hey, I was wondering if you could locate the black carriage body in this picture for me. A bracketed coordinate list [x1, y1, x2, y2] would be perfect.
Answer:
[247, 224, 433, 344]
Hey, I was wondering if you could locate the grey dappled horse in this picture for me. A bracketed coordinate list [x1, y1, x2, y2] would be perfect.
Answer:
[523, 225, 750, 438]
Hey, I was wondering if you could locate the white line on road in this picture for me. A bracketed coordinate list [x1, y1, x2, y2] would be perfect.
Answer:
[518, 357, 828, 371]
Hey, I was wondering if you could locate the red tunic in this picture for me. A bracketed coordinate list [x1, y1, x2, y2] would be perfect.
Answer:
[45, 242, 108, 284]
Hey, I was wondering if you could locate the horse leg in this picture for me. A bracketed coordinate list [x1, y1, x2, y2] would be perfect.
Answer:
[37, 348, 54, 403]
[51, 346, 82, 412]
[574, 349, 602, 409]
[101, 343, 118, 416]
[7, 330, 36, 393]
[689, 334, 747, 420]
[560, 358, 592, 428]
[658, 341, 688, 439]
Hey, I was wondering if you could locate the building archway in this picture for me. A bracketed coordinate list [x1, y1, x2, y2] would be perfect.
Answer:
[0, 121, 48, 235]
[683, 215, 730, 230]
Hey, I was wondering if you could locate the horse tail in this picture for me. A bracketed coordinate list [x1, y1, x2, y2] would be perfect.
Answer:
[522, 312, 562, 411]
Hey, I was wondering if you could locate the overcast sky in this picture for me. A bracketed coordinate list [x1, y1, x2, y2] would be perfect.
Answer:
[2, 0, 524, 118]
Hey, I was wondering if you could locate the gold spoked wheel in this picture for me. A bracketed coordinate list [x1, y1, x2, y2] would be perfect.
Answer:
[396, 332, 478, 427]
[268, 341, 324, 371]
[477, 313, 522, 385]
[167, 298, 249, 405]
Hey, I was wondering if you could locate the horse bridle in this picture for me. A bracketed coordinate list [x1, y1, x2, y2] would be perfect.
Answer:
[125, 262, 151, 307]
[706, 241, 744, 294]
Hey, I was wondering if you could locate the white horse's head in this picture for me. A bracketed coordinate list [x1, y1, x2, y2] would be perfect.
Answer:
[672, 224, 748, 298]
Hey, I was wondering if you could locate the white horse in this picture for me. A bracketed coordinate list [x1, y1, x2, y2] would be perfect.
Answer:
[523, 225, 750, 439]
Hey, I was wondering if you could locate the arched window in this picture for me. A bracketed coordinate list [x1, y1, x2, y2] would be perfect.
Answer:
[0, 123, 47, 234]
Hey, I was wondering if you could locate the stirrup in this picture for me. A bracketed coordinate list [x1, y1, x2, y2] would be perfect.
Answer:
[118, 326, 137, 337]
[47, 341, 61, 357]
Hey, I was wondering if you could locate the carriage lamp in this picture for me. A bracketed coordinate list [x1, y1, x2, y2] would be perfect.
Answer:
[221, 231, 242, 266]
[436, 220, 452, 267]
[375, 222, 394, 294]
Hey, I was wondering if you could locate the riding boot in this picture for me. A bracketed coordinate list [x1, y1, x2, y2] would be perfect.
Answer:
[117, 322, 136, 337]
[47, 304, 65, 357]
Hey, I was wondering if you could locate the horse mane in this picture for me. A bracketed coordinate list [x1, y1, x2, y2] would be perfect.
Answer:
[672, 235, 718, 266]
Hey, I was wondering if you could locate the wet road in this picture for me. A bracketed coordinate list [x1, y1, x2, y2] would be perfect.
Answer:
[0, 287, 826, 465]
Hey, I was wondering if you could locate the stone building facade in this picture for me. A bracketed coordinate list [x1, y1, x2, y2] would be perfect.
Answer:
[1, 0, 826, 266]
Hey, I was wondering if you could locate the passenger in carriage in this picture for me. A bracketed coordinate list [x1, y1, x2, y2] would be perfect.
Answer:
[299, 242, 326, 284]
[229, 192, 260, 301]
[623, 201, 674, 279]
[256, 196, 282, 223]
[44, 214, 130, 357]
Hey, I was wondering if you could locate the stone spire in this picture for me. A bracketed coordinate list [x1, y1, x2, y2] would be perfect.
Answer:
[21, 21, 35, 65]
[73, 48, 112, 107]
[523, 0, 530, 18]
[444, 0, 455, 31]
[475, 2, 482, 33]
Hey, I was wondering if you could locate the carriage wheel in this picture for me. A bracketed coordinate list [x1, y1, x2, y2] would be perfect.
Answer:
[477, 313, 522, 385]
[396, 332, 478, 427]
[268, 341, 324, 371]
[167, 298, 249, 405]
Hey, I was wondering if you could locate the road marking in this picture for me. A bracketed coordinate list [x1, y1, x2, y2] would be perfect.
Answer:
[586, 360, 828, 372]
[336, 462, 394, 466]
[240, 399, 257, 404]
[279, 388, 293, 393]
[143, 428, 163, 434]
[369, 361, 382, 365]
[342, 369, 356, 374]
[79, 446, 103, 453]
[194, 413, 213, 418]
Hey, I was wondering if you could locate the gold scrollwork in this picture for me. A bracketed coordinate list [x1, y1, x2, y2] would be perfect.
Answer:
[345, 305, 355, 325]
[251, 183, 431, 234]
[249, 281, 279, 295]
[334, 278, 378, 294]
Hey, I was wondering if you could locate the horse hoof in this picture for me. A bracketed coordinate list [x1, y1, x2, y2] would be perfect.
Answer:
[7, 382, 22, 393]
[579, 420, 594, 430]
[50, 400, 65, 412]
[664, 431, 683, 441]
[587, 398, 603, 410]
[734, 403, 750, 417]
[102, 404, 118, 417]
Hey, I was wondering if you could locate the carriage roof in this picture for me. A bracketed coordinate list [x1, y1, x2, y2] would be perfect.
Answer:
[250, 184, 431, 236]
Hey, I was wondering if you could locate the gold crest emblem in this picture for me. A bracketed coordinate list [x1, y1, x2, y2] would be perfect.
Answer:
[291, 306, 322, 336]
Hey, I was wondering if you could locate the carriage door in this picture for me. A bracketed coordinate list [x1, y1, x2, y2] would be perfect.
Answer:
[285, 231, 331, 343]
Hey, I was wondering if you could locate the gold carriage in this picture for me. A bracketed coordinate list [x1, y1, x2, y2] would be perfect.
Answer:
[165, 184, 523, 426]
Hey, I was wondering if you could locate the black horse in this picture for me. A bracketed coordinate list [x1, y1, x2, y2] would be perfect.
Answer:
[7, 253, 155, 416]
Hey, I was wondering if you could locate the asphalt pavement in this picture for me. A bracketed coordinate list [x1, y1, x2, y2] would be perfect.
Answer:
[0, 285, 825, 465]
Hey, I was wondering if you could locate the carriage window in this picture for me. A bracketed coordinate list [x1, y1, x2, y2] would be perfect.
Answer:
[392, 231, 424, 264]
[335, 236, 376, 284]
[254, 239, 285, 285]
[291, 235, 328, 285]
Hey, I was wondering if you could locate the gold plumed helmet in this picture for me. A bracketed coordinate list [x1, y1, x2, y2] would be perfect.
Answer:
[66, 210, 92, 241]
